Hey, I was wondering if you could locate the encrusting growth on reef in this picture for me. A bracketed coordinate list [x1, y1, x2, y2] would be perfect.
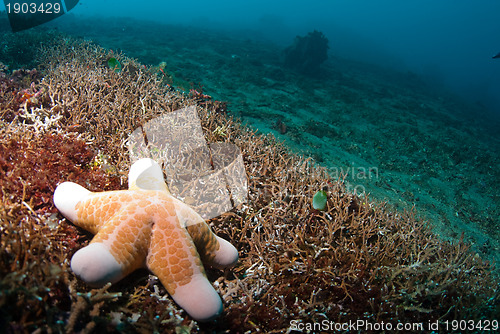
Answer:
[0, 31, 498, 333]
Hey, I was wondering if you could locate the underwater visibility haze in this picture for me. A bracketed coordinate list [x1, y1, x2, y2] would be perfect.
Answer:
[50, 0, 500, 112]
[0, 0, 499, 332]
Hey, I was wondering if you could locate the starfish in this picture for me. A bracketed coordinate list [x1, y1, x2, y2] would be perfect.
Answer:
[53, 158, 238, 321]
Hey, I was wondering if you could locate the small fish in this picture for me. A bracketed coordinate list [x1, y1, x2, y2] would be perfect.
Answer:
[493, 52, 500, 59]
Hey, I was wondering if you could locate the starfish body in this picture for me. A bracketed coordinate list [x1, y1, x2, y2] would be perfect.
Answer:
[54, 158, 238, 321]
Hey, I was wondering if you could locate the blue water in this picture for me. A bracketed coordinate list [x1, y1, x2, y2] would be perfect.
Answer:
[3, 0, 499, 112]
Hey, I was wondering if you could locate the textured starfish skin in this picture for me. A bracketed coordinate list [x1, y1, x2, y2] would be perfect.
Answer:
[54, 159, 238, 321]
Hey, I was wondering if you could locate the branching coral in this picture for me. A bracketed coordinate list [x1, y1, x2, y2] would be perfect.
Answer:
[206, 131, 498, 332]
[0, 198, 71, 333]
[33, 40, 192, 171]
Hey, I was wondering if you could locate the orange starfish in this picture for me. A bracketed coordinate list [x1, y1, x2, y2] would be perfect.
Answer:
[53, 158, 238, 321]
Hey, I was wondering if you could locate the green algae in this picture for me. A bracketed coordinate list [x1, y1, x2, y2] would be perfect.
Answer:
[107, 57, 121, 73]
[312, 190, 328, 210]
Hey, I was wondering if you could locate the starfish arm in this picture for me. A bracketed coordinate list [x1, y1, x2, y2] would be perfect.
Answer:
[71, 206, 153, 286]
[71, 242, 124, 287]
[128, 158, 170, 193]
[53, 182, 91, 224]
[186, 222, 239, 269]
[170, 197, 238, 269]
[146, 213, 223, 321]
[54, 182, 129, 234]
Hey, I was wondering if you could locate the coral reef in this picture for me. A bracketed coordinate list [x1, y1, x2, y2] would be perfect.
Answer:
[283, 30, 329, 75]
[0, 31, 498, 333]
